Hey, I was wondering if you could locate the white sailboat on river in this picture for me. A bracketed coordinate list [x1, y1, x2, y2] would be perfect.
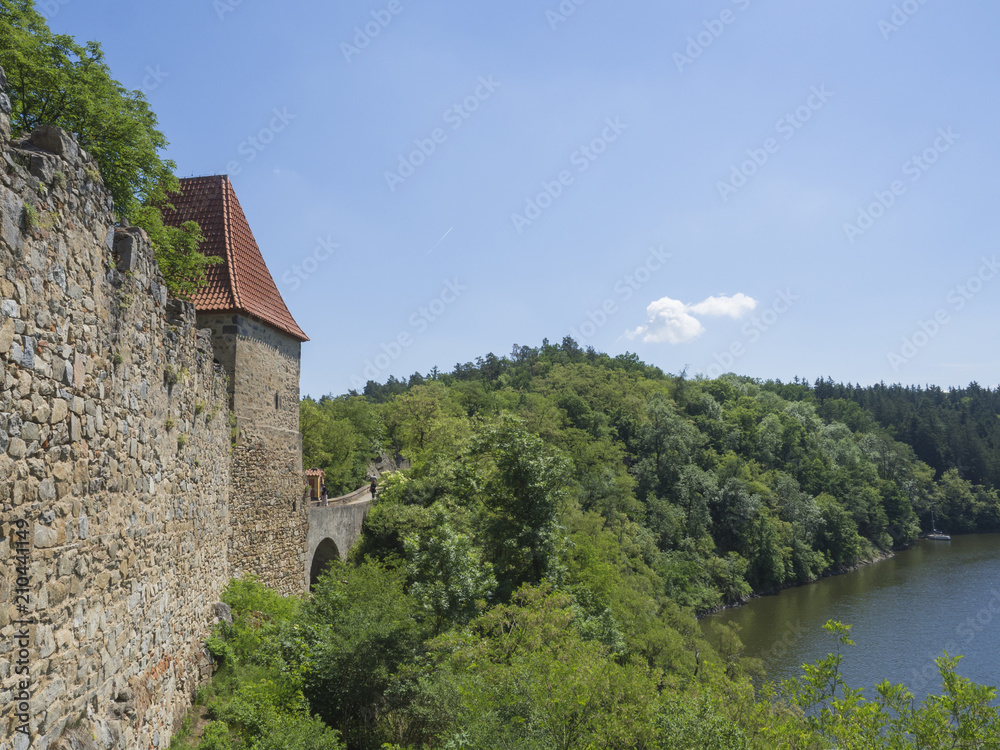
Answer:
[926, 506, 951, 541]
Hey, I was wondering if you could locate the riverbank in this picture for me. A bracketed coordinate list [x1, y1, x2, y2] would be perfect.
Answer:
[697, 546, 899, 619]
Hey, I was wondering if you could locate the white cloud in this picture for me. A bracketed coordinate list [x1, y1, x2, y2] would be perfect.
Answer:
[688, 293, 757, 319]
[627, 293, 757, 344]
[626, 297, 704, 344]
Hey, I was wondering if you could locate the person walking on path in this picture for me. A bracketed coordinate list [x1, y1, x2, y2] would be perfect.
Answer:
[369, 477, 377, 499]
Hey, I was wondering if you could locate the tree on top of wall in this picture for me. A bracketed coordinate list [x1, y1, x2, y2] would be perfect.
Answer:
[0, 0, 218, 300]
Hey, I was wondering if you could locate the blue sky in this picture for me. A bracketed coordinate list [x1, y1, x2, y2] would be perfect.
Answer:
[41, 0, 1000, 398]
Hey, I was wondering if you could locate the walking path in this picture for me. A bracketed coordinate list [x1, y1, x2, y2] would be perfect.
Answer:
[311, 483, 374, 507]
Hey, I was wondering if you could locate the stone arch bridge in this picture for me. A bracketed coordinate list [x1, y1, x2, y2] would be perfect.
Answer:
[306, 485, 373, 587]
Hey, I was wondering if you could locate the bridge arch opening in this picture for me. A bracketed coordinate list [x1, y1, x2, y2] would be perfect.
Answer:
[310, 538, 340, 589]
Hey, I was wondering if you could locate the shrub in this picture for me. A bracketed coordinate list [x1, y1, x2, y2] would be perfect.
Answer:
[22, 203, 38, 231]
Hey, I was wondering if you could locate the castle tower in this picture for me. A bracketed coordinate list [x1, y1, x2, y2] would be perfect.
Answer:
[164, 175, 309, 594]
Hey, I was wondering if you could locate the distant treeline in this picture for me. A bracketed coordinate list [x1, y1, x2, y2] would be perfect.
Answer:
[771, 378, 1000, 489]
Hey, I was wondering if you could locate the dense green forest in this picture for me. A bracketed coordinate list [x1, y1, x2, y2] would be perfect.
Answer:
[304, 338, 1000, 610]
[176, 339, 1000, 749]
[777, 379, 1000, 494]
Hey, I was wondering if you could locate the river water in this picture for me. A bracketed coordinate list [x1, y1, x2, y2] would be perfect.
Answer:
[702, 535, 1000, 700]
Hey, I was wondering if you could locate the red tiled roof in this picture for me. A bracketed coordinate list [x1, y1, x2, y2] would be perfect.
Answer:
[305, 468, 325, 477]
[162, 175, 308, 341]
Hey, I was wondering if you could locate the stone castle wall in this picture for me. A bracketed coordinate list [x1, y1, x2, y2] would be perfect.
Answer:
[0, 72, 233, 749]
[200, 314, 308, 594]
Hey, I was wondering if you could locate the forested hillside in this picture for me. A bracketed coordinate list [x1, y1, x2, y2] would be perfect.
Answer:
[304, 338, 1000, 612]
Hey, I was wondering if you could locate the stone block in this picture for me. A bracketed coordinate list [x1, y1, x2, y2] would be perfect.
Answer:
[8, 436, 26, 458]
[113, 230, 139, 273]
[213, 602, 233, 624]
[29, 152, 56, 183]
[73, 352, 85, 389]
[31, 402, 50, 424]
[50, 398, 68, 424]
[21, 336, 34, 368]
[48, 581, 68, 607]
[38, 477, 55, 501]
[30, 125, 79, 163]
[1, 191, 23, 253]
[34, 524, 58, 548]
[21, 421, 40, 442]
[47, 263, 67, 292]
[0, 317, 13, 352]
[1, 298, 20, 318]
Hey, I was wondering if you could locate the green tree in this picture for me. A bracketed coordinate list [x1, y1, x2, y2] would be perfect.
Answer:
[744, 512, 787, 591]
[936, 469, 981, 533]
[195, 578, 344, 750]
[0, 0, 217, 298]
[815, 493, 864, 566]
[471, 415, 570, 599]
[385, 586, 662, 750]
[382, 382, 470, 468]
[300, 396, 381, 495]
[675, 465, 719, 540]
[713, 478, 760, 554]
[404, 506, 495, 633]
[635, 394, 700, 499]
[654, 695, 751, 750]
[299, 560, 425, 749]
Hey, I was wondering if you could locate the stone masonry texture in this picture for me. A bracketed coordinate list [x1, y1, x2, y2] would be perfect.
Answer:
[0, 66, 307, 750]
[200, 313, 308, 594]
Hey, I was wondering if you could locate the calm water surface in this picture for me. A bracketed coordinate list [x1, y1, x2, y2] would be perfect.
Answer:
[703, 535, 1000, 699]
